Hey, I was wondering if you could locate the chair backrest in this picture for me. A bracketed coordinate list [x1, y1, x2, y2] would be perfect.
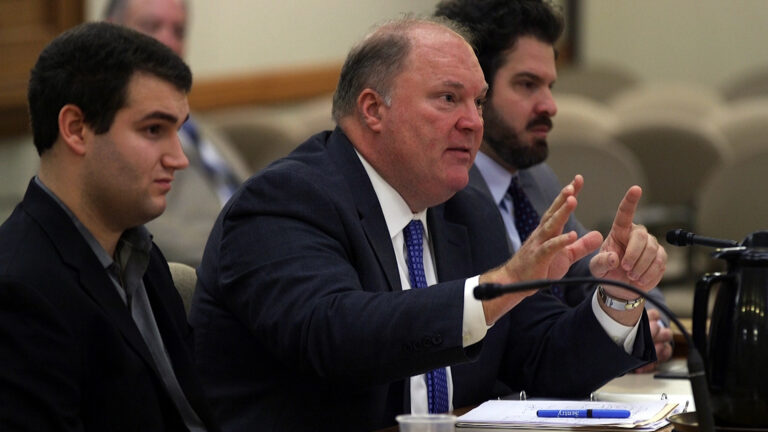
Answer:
[710, 99, 768, 155]
[0, 135, 39, 222]
[546, 139, 647, 232]
[548, 94, 617, 148]
[721, 65, 768, 102]
[553, 63, 639, 103]
[609, 82, 724, 121]
[204, 95, 334, 173]
[613, 111, 732, 207]
[696, 148, 768, 243]
[167, 261, 197, 315]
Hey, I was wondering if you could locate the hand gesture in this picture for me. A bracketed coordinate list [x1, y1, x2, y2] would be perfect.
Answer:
[480, 176, 603, 324]
[589, 186, 667, 298]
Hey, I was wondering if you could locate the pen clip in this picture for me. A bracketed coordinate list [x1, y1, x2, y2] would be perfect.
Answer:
[519, 390, 527, 401]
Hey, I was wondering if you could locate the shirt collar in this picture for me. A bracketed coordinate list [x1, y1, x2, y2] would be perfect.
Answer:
[355, 150, 428, 241]
[34, 176, 152, 271]
[474, 151, 516, 205]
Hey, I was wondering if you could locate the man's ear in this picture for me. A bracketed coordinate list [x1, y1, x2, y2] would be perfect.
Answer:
[57, 104, 88, 156]
[357, 88, 388, 133]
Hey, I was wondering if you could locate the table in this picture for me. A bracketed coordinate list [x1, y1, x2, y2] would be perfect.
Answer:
[377, 360, 692, 431]
[594, 358, 694, 410]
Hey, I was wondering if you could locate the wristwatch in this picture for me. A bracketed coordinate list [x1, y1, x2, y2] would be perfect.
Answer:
[597, 285, 645, 311]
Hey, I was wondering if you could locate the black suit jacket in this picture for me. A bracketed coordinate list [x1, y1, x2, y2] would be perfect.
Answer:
[0, 181, 218, 432]
[191, 128, 655, 431]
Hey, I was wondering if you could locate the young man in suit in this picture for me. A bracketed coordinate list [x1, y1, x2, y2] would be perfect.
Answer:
[0, 22, 218, 431]
[191, 17, 666, 431]
[434, 0, 674, 372]
[105, 0, 251, 267]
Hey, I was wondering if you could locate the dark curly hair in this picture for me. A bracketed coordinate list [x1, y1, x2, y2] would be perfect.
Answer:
[28, 22, 192, 155]
[435, 0, 563, 94]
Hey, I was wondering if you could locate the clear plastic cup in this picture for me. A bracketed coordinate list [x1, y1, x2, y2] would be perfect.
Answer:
[395, 414, 456, 432]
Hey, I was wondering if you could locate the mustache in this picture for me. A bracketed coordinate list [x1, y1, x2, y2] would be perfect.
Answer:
[526, 116, 553, 130]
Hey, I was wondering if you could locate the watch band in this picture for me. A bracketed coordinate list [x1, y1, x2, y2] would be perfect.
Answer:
[597, 285, 645, 311]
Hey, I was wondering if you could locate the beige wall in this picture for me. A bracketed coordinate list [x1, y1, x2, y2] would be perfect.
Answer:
[86, 0, 437, 79]
[582, 0, 768, 88]
[88, 0, 768, 89]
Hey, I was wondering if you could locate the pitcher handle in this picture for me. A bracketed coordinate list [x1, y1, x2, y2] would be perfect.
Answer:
[692, 272, 728, 356]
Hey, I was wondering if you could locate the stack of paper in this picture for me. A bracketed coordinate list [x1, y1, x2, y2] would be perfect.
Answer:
[456, 400, 677, 431]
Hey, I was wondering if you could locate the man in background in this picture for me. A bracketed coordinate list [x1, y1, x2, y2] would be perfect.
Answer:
[106, 0, 251, 267]
[435, 0, 673, 372]
[190, 16, 665, 431]
[0, 22, 218, 431]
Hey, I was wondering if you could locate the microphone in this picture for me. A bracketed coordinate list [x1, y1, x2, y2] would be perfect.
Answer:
[666, 229, 738, 248]
[474, 277, 715, 432]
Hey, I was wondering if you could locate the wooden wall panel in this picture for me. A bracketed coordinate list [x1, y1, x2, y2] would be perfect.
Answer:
[0, 0, 83, 137]
[0, 1, 340, 137]
[188, 63, 341, 111]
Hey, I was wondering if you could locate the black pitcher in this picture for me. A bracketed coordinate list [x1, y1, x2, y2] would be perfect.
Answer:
[692, 230, 768, 427]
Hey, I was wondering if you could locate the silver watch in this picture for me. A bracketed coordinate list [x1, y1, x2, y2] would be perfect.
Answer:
[597, 285, 645, 311]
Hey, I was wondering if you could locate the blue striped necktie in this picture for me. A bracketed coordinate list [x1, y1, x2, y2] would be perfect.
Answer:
[403, 220, 449, 414]
[181, 120, 240, 205]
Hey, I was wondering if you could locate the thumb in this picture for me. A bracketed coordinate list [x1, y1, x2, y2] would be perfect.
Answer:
[589, 251, 620, 277]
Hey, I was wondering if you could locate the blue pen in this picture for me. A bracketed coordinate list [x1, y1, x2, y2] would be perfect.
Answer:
[536, 409, 631, 419]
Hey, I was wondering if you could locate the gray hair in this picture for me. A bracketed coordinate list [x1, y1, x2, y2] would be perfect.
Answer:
[331, 16, 474, 123]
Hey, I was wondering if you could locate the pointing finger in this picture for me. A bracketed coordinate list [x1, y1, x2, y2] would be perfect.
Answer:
[610, 186, 642, 242]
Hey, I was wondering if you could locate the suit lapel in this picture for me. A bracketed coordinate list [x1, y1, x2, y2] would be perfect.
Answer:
[469, 164, 515, 254]
[142, 263, 208, 413]
[427, 204, 473, 283]
[23, 182, 158, 373]
[326, 129, 401, 292]
[468, 164, 494, 203]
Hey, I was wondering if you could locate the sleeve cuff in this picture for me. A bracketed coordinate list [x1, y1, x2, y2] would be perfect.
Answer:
[591, 289, 641, 354]
[462, 275, 489, 347]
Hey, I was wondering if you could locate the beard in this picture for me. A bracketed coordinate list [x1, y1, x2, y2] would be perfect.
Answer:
[482, 103, 551, 170]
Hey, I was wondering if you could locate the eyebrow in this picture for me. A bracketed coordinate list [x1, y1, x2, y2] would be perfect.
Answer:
[514, 72, 544, 82]
[138, 111, 187, 125]
[443, 80, 490, 95]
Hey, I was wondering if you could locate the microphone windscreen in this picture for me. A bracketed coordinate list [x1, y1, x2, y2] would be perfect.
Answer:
[666, 229, 692, 246]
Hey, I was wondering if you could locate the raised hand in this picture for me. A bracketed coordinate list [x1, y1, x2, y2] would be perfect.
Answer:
[480, 175, 603, 325]
[589, 186, 667, 299]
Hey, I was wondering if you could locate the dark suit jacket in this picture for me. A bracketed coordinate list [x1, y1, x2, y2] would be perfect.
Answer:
[191, 128, 655, 432]
[0, 181, 218, 432]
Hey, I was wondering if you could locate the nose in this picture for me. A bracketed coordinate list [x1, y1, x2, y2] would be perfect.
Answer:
[456, 101, 484, 132]
[535, 89, 557, 117]
[164, 135, 189, 171]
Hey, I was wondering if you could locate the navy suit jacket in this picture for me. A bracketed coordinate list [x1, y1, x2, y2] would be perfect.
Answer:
[0, 181, 218, 432]
[191, 128, 654, 431]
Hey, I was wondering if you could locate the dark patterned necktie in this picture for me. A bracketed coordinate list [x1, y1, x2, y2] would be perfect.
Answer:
[403, 220, 450, 414]
[507, 177, 539, 243]
[507, 177, 565, 301]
